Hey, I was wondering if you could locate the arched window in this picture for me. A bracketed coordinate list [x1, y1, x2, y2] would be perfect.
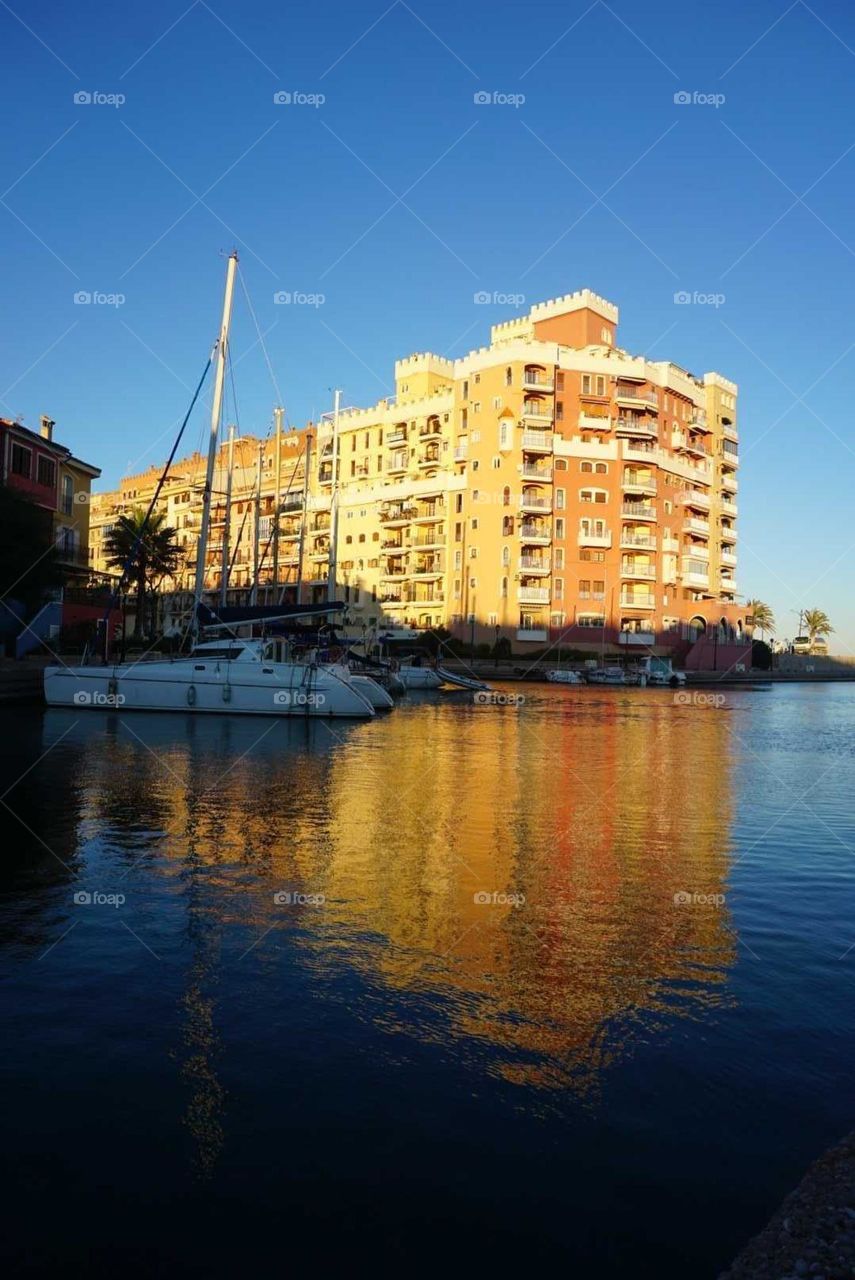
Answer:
[505, 366, 512, 386]
[502, 546, 510, 566]
[554, 458, 567, 470]
[594, 462, 607, 474]
[581, 461, 593, 473]
[502, 486, 510, 506]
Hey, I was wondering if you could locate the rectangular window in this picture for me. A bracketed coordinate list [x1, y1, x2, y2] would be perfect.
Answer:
[555, 518, 565, 539]
[555, 548, 564, 569]
[61, 474, 73, 514]
[555, 488, 565, 510]
[37, 456, 56, 488]
[554, 578, 564, 599]
[10, 443, 31, 478]
[582, 374, 591, 394]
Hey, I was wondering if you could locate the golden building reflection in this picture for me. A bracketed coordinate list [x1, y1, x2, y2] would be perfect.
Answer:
[47, 690, 737, 1161]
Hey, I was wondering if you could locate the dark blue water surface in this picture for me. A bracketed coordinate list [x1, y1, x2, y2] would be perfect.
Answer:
[1, 683, 854, 1275]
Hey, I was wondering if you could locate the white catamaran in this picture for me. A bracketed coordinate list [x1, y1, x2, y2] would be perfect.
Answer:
[44, 253, 381, 719]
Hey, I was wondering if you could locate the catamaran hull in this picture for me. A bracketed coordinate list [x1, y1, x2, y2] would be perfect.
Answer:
[44, 664, 375, 718]
[349, 675, 395, 710]
[397, 667, 444, 690]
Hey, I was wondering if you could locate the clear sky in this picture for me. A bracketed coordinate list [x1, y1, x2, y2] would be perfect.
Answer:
[2, 0, 854, 646]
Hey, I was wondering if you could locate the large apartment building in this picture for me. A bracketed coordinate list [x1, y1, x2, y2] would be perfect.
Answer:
[90, 289, 745, 654]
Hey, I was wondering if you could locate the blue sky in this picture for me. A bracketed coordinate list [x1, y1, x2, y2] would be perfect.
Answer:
[1, 0, 854, 646]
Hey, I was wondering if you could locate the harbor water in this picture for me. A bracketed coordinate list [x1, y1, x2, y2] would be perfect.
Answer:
[1, 682, 854, 1275]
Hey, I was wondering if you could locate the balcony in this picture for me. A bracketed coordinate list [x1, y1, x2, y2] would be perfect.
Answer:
[683, 541, 709, 559]
[579, 529, 612, 548]
[622, 503, 657, 521]
[722, 422, 739, 442]
[579, 412, 613, 430]
[615, 387, 659, 409]
[721, 548, 737, 566]
[523, 370, 554, 392]
[381, 566, 409, 581]
[417, 449, 441, 468]
[680, 489, 711, 512]
[410, 533, 444, 548]
[522, 463, 553, 481]
[689, 410, 708, 429]
[621, 562, 656, 580]
[381, 537, 405, 550]
[521, 429, 554, 453]
[387, 428, 407, 445]
[519, 586, 550, 604]
[621, 532, 656, 550]
[411, 504, 443, 523]
[721, 498, 738, 517]
[616, 417, 658, 439]
[619, 593, 655, 609]
[419, 419, 443, 440]
[682, 570, 710, 588]
[519, 523, 551, 545]
[660, 536, 679, 553]
[683, 517, 710, 535]
[454, 443, 468, 460]
[379, 504, 414, 525]
[622, 474, 657, 497]
[519, 556, 551, 574]
[720, 578, 738, 594]
[520, 492, 551, 514]
[619, 630, 656, 646]
[520, 402, 553, 426]
[410, 563, 443, 579]
[387, 456, 409, 475]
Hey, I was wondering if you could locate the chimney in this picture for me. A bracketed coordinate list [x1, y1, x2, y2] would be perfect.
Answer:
[40, 415, 55, 441]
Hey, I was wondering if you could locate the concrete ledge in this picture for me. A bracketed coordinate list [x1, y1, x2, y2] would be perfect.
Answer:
[719, 1130, 855, 1279]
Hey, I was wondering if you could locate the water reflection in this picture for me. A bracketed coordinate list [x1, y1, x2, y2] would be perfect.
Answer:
[25, 693, 737, 1162]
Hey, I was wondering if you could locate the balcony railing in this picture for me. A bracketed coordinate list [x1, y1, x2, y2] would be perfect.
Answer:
[619, 593, 655, 609]
[520, 495, 551, 511]
[519, 556, 551, 572]
[579, 412, 612, 430]
[521, 429, 553, 452]
[522, 464, 553, 480]
[615, 387, 659, 407]
[621, 533, 656, 549]
[616, 418, 658, 437]
[579, 530, 612, 548]
[518, 586, 550, 603]
[621, 563, 656, 580]
[519, 524, 551, 542]
[523, 371, 554, 390]
[622, 503, 656, 520]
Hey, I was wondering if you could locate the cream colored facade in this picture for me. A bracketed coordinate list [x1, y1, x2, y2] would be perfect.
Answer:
[91, 289, 743, 651]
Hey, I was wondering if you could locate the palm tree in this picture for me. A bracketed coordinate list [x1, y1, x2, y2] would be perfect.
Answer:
[802, 608, 834, 649]
[104, 507, 182, 638]
[745, 599, 775, 639]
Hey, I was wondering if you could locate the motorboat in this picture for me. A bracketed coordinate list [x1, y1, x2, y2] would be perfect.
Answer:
[545, 669, 584, 684]
[44, 637, 377, 718]
[586, 666, 627, 686]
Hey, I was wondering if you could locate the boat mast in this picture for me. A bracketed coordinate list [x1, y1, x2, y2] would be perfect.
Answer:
[294, 432, 311, 606]
[193, 250, 238, 634]
[272, 405, 283, 594]
[326, 388, 342, 601]
[251, 439, 263, 607]
[220, 422, 235, 607]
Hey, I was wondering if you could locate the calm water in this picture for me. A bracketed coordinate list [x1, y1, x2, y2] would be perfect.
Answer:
[1, 683, 854, 1274]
